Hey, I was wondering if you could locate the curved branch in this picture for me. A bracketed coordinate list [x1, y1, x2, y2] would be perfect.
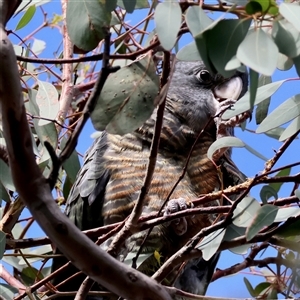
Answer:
[0, 5, 172, 300]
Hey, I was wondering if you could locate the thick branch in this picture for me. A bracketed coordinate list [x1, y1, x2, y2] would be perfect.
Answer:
[0, 14, 171, 300]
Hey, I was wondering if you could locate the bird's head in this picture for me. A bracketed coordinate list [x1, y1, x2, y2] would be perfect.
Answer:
[167, 61, 248, 133]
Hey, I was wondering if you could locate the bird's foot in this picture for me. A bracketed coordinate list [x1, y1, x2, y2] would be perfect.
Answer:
[164, 198, 194, 236]
[213, 99, 251, 161]
[215, 99, 251, 138]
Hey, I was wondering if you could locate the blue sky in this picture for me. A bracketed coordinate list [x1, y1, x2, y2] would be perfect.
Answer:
[3, 1, 300, 297]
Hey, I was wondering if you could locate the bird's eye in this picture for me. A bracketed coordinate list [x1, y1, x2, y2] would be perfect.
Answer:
[196, 70, 211, 83]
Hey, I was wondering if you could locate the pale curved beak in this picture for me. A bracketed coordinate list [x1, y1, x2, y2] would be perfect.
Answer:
[213, 77, 243, 101]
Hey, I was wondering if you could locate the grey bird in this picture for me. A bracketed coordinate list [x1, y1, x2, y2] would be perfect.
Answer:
[51, 60, 248, 299]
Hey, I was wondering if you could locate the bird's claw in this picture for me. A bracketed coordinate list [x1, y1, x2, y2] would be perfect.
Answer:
[213, 99, 251, 162]
[164, 198, 194, 236]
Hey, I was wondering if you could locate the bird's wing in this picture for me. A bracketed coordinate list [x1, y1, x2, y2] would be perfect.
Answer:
[65, 131, 111, 230]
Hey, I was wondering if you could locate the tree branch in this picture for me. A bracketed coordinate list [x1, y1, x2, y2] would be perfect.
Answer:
[0, 7, 172, 300]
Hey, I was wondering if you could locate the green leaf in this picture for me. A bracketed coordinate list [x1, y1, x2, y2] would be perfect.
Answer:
[0, 284, 18, 299]
[269, 168, 290, 193]
[21, 267, 41, 286]
[66, 0, 111, 52]
[122, 0, 136, 13]
[255, 75, 272, 125]
[105, 0, 117, 12]
[260, 185, 278, 204]
[63, 175, 72, 200]
[0, 180, 11, 203]
[0, 160, 15, 191]
[185, 6, 213, 37]
[197, 228, 225, 260]
[293, 54, 300, 77]
[279, 3, 300, 32]
[254, 282, 271, 296]
[15, 5, 36, 30]
[0, 230, 6, 259]
[267, 288, 278, 299]
[223, 80, 286, 119]
[207, 136, 244, 160]
[35, 81, 59, 126]
[206, 19, 251, 77]
[277, 53, 293, 71]
[272, 19, 300, 58]
[264, 127, 289, 140]
[246, 204, 278, 241]
[154, 2, 182, 51]
[237, 28, 279, 76]
[244, 277, 256, 297]
[249, 69, 259, 109]
[233, 196, 261, 227]
[186, 6, 216, 73]
[176, 41, 202, 61]
[117, 0, 149, 10]
[61, 137, 81, 184]
[91, 55, 159, 135]
[276, 219, 300, 237]
[224, 224, 250, 254]
[32, 38, 46, 55]
[207, 136, 267, 162]
[256, 94, 300, 133]
[279, 115, 300, 141]
[275, 207, 300, 222]
[225, 55, 242, 71]
[28, 89, 58, 149]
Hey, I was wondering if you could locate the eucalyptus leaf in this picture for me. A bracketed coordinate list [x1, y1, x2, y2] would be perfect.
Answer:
[122, 0, 137, 13]
[260, 185, 278, 204]
[223, 80, 286, 119]
[36, 81, 59, 126]
[31, 38, 46, 55]
[269, 167, 290, 193]
[0, 284, 18, 299]
[279, 115, 300, 141]
[207, 136, 267, 161]
[185, 6, 213, 37]
[197, 228, 225, 261]
[244, 277, 256, 297]
[0, 230, 6, 259]
[61, 137, 81, 184]
[254, 282, 271, 297]
[246, 204, 278, 241]
[91, 55, 159, 135]
[256, 94, 300, 133]
[176, 41, 202, 61]
[272, 19, 300, 58]
[237, 29, 279, 76]
[117, 0, 149, 10]
[249, 69, 259, 109]
[0, 160, 15, 191]
[206, 19, 251, 77]
[294, 54, 300, 77]
[66, 0, 111, 52]
[277, 53, 293, 71]
[255, 75, 272, 125]
[224, 224, 250, 255]
[225, 55, 242, 71]
[233, 197, 260, 227]
[15, 5, 36, 30]
[279, 3, 300, 32]
[275, 207, 300, 222]
[154, 2, 182, 51]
